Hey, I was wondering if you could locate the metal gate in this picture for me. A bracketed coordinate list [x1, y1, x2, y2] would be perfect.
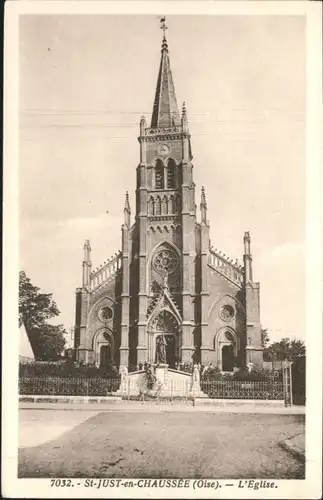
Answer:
[292, 356, 306, 405]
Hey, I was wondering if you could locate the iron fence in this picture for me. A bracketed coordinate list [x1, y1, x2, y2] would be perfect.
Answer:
[19, 377, 120, 396]
[19, 376, 284, 401]
[200, 380, 284, 400]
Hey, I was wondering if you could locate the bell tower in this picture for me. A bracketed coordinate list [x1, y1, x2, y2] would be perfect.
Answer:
[130, 17, 197, 367]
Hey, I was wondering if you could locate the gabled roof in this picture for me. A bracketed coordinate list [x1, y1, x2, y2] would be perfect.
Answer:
[147, 279, 182, 325]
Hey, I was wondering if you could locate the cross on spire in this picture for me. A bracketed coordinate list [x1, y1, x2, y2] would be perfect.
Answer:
[160, 16, 168, 36]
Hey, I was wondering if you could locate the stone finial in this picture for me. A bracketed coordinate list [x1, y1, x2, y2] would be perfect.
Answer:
[83, 239, 91, 251]
[83, 239, 91, 263]
[243, 230, 251, 256]
[181, 101, 189, 132]
[243, 231, 253, 282]
[124, 191, 130, 212]
[200, 186, 207, 225]
[140, 115, 147, 134]
[200, 186, 207, 208]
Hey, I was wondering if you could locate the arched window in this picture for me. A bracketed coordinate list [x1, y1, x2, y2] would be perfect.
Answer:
[155, 196, 162, 215]
[175, 194, 181, 214]
[169, 194, 175, 214]
[155, 160, 164, 190]
[162, 196, 168, 215]
[167, 159, 176, 189]
[148, 196, 155, 215]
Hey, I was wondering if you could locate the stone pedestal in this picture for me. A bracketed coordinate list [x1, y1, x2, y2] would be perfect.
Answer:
[154, 364, 169, 386]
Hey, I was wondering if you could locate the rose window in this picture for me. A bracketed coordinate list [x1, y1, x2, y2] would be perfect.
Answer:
[98, 306, 114, 323]
[153, 249, 179, 275]
[219, 305, 235, 321]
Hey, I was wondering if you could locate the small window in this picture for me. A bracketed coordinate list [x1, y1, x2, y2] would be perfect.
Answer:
[155, 196, 161, 215]
[167, 159, 176, 189]
[155, 160, 164, 189]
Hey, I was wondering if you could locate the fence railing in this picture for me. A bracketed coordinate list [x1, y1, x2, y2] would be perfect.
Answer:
[200, 380, 284, 400]
[19, 377, 121, 397]
[19, 377, 284, 401]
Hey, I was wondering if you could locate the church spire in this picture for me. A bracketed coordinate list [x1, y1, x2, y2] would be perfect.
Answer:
[151, 17, 181, 128]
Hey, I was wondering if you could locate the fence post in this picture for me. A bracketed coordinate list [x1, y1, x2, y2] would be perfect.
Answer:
[127, 379, 130, 402]
[289, 362, 293, 406]
[171, 380, 173, 405]
[283, 363, 291, 407]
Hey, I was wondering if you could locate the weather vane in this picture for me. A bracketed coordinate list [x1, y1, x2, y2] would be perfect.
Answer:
[160, 16, 168, 36]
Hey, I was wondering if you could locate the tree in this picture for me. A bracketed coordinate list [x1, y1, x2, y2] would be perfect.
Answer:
[19, 271, 60, 329]
[263, 337, 305, 362]
[19, 271, 66, 360]
[28, 324, 67, 361]
[261, 328, 270, 348]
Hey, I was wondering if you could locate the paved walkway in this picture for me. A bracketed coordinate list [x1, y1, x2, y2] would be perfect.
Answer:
[19, 411, 305, 479]
[19, 401, 305, 414]
[19, 409, 99, 448]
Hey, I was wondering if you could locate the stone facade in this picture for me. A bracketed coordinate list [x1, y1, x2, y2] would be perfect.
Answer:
[74, 29, 263, 372]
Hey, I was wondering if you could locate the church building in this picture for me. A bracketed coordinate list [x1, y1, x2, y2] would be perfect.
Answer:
[74, 20, 263, 372]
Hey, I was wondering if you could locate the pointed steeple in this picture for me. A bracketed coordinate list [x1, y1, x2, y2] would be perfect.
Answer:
[151, 17, 181, 128]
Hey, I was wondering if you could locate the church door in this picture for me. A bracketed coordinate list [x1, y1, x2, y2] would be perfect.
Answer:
[100, 345, 112, 370]
[222, 344, 234, 372]
[165, 335, 176, 368]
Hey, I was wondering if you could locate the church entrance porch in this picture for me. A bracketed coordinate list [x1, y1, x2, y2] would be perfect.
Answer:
[147, 308, 181, 367]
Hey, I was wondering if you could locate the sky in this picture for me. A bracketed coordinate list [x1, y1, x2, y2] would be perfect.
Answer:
[19, 15, 306, 344]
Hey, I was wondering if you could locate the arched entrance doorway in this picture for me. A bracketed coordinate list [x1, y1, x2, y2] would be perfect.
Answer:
[100, 344, 112, 370]
[93, 329, 114, 368]
[222, 344, 234, 372]
[148, 310, 180, 368]
[214, 328, 239, 372]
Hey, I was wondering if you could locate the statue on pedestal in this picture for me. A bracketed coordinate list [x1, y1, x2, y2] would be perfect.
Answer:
[193, 363, 200, 383]
[155, 335, 167, 364]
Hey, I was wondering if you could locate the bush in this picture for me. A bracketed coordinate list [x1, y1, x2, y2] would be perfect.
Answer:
[202, 366, 282, 382]
[19, 376, 121, 396]
[180, 362, 194, 374]
[19, 360, 120, 379]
